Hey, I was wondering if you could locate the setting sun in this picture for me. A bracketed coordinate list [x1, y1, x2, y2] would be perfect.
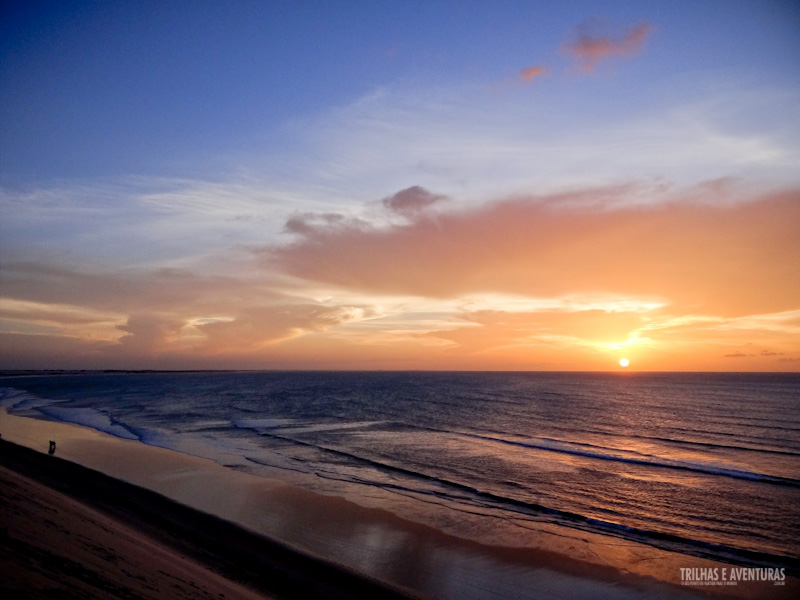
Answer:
[1, 3, 798, 375]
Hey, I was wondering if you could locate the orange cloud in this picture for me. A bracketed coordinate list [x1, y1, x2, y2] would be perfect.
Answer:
[565, 22, 652, 72]
[115, 314, 184, 353]
[519, 66, 547, 83]
[269, 186, 800, 318]
[428, 308, 646, 353]
[3, 183, 798, 371]
[195, 304, 378, 353]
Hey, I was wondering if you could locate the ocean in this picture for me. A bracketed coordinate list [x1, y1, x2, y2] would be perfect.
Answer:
[2, 371, 799, 576]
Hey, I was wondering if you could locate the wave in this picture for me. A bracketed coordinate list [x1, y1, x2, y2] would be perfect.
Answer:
[12, 386, 799, 488]
[624, 433, 800, 458]
[538, 420, 800, 457]
[244, 429, 800, 575]
[2, 388, 140, 442]
[647, 423, 800, 452]
[544, 421, 800, 456]
[233, 418, 295, 429]
[460, 431, 800, 488]
[0, 387, 32, 408]
[364, 418, 800, 486]
[37, 406, 141, 441]
[1, 387, 65, 412]
[233, 418, 383, 436]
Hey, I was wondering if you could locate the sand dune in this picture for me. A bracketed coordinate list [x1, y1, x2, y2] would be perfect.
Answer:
[0, 439, 418, 600]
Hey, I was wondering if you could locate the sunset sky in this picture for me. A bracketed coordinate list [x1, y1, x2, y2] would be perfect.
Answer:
[1, 0, 799, 371]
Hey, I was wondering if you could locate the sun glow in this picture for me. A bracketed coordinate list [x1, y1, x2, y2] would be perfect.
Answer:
[619, 358, 629, 367]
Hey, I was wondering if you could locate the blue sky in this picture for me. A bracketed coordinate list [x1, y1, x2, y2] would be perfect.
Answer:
[1, 1, 799, 370]
[3, 0, 798, 185]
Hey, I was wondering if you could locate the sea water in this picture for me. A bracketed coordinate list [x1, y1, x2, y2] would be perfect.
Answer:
[1, 371, 798, 575]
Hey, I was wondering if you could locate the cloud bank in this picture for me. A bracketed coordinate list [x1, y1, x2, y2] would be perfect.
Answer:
[269, 185, 800, 318]
[2, 182, 799, 370]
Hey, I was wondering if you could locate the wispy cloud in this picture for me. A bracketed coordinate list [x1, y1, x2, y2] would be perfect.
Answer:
[269, 81, 800, 205]
[508, 21, 652, 86]
[564, 21, 652, 73]
[519, 65, 547, 83]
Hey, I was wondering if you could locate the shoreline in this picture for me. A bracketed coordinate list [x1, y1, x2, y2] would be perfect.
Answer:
[1, 408, 796, 599]
[0, 438, 416, 600]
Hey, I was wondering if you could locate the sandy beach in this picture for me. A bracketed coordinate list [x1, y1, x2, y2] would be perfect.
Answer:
[0, 438, 419, 600]
[1, 407, 796, 600]
[0, 458, 269, 600]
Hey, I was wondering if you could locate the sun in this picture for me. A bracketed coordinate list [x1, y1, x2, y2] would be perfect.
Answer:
[619, 358, 629, 367]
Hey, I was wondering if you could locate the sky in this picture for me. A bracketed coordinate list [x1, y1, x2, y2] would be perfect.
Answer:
[1, 0, 799, 372]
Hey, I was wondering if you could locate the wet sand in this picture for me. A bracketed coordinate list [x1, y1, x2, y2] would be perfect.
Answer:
[1, 409, 795, 599]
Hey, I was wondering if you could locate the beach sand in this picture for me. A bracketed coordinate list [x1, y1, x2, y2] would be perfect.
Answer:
[0, 439, 420, 600]
[1, 409, 796, 599]
[1, 459, 271, 600]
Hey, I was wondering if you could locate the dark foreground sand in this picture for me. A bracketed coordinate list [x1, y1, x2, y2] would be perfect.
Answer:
[0, 439, 417, 600]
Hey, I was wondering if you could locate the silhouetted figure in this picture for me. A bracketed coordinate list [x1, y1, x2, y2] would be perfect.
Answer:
[48, 440, 56, 455]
